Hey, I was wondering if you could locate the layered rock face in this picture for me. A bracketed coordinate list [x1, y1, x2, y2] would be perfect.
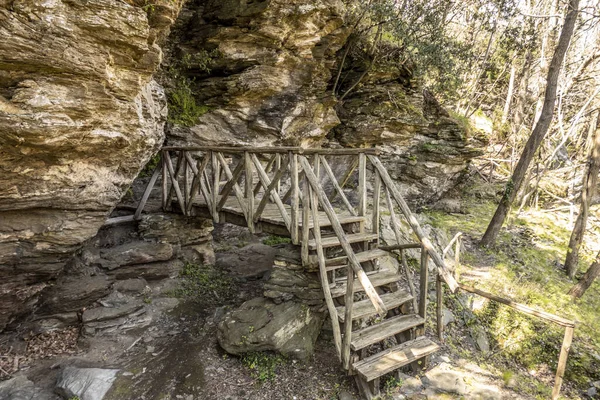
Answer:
[0, 1, 180, 330]
[167, 0, 347, 146]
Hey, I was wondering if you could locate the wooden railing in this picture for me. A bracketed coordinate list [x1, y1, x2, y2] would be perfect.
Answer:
[135, 146, 460, 366]
[437, 232, 576, 400]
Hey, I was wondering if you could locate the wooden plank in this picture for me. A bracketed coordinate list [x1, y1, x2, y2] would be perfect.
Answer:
[245, 152, 255, 233]
[164, 151, 186, 214]
[163, 145, 381, 155]
[251, 154, 291, 229]
[320, 156, 357, 216]
[166, 150, 184, 206]
[402, 249, 419, 315]
[308, 232, 378, 250]
[323, 248, 388, 269]
[300, 155, 387, 317]
[330, 269, 400, 298]
[351, 314, 425, 351]
[552, 326, 574, 400]
[353, 336, 439, 382]
[254, 155, 289, 223]
[336, 290, 413, 323]
[308, 183, 342, 362]
[458, 284, 576, 327]
[290, 152, 299, 244]
[135, 163, 161, 220]
[369, 155, 458, 292]
[275, 153, 281, 194]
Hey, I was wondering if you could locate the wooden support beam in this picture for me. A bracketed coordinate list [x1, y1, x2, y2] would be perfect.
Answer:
[290, 152, 299, 244]
[254, 155, 289, 223]
[419, 247, 429, 321]
[216, 153, 248, 219]
[552, 326, 574, 400]
[245, 152, 255, 233]
[320, 156, 357, 216]
[301, 174, 310, 265]
[211, 151, 220, 223]
[161, 151, 168, 210]
[164, 151, 186, 214]
[185, 154, 210, 215]
[135, 163, 161, 220]
[251, 154, 291, 229]
[437, 275, 444, 342]
[372, 170, 381, 244]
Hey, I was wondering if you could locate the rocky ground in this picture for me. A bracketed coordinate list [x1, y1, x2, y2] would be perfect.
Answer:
[0, 217, 557, 400]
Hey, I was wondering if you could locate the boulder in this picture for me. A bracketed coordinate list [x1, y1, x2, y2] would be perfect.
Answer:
[99, 242, 174, 270]
[217, 297, 324, 361]
[138, 214, 213, 246]
[263, 267, 324, 305]
[55, 367, 119, 400]
[216, 243, 277, 280]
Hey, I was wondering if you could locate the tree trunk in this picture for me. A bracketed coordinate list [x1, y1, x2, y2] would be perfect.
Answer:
[480, 0, 580, 247]
[564, 112, 600, 278]
[501, 63, 517, 124]
[568, 251, 600, 298]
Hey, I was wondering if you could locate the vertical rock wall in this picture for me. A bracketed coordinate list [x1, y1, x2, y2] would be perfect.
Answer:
[0, 0, 181, 331]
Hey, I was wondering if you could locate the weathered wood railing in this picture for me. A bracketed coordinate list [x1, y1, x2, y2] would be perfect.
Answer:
[436, 232, 576, 400]
[135, 146, 460, 368]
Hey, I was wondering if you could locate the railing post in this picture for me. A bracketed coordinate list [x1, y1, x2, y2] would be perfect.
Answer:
[211, 151, 220, 222]
[244, 151, 254, 233]
[183, 151, 190, 215]
[358, 153, 366, 217]
[161, 150, 168, 210]
[372, 169, 381, 246]
[552, 326, 574, 400]
[290, 152, 299, 245]
[436, 274, 444, 342]
[301, 174, 310, 266]
[418, 246, 429, 335]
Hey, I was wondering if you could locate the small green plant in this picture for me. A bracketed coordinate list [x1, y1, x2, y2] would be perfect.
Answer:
[262, 235, 292, 246]
[68, 397, 81, 400]
[168, 263, 235, 304]
[167, 79, 210, 127]
[383, 375, 403, 395]
[241, 352, 287, 383]
[138, 154, 161, 178]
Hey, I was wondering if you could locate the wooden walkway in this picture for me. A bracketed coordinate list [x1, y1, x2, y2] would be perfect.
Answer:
[130, 145, 576, 400]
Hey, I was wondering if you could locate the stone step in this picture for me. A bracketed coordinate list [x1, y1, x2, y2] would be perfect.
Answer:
[352, 336, 440, 382]
[329, 269, 400, 298]
[325, 249, 388, 271]
[336, 290, 413, 323]
[308, 232, 378, 250]
[350, 314, 425, 351]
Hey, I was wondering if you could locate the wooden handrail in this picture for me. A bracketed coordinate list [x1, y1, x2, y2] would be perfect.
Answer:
[162, 146, 381, 155]
[457, 284, 575, 328]
[368, 155, 459, 292]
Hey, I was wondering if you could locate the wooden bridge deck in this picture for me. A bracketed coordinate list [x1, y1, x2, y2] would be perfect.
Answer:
[188, 194, 363, 236]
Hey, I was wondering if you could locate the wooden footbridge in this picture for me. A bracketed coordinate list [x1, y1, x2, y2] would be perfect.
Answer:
[131, 146, 573, 399]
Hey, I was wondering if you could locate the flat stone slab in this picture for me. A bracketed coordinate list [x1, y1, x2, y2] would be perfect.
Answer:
[56, 367, 119, 400]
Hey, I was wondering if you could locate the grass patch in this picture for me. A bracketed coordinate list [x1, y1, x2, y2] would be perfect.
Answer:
[167, 79, 210, 127]
[262, 235, 292, 246]
[168, 263, 235, 304]
[241, 352, 287, 383]
[424, 179, 600, 394]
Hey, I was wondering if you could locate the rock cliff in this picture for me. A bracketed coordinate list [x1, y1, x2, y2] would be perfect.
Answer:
[0, 0, 181, 330]
[0, 0, 482, 332]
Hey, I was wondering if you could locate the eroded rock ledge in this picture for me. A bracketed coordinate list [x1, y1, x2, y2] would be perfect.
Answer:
[0, 0, 182, 331]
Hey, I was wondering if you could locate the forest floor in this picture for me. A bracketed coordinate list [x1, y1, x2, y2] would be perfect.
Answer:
[422, 174, 600, 399]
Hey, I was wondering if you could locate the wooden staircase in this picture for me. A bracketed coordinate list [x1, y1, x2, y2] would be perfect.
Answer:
[135, 146, 458, 399]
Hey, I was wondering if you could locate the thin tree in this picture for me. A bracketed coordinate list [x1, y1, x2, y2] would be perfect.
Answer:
[480, 0, 580, 247]
[568, 250, 600, 299]
[565, 112, 600, 279]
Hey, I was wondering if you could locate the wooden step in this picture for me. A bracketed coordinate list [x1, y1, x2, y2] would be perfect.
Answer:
[336, 290, 413, 323]
[325, 249, 389, 271]
[330, 269, 400, 298]
[306, 215, 366, 229]
[352, 336, 440, 382]
[350, 314, 425, 351]
[308, 232, 378, 250]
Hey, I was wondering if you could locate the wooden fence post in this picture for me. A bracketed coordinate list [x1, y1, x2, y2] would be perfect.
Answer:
[552, 326, 574, 399]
